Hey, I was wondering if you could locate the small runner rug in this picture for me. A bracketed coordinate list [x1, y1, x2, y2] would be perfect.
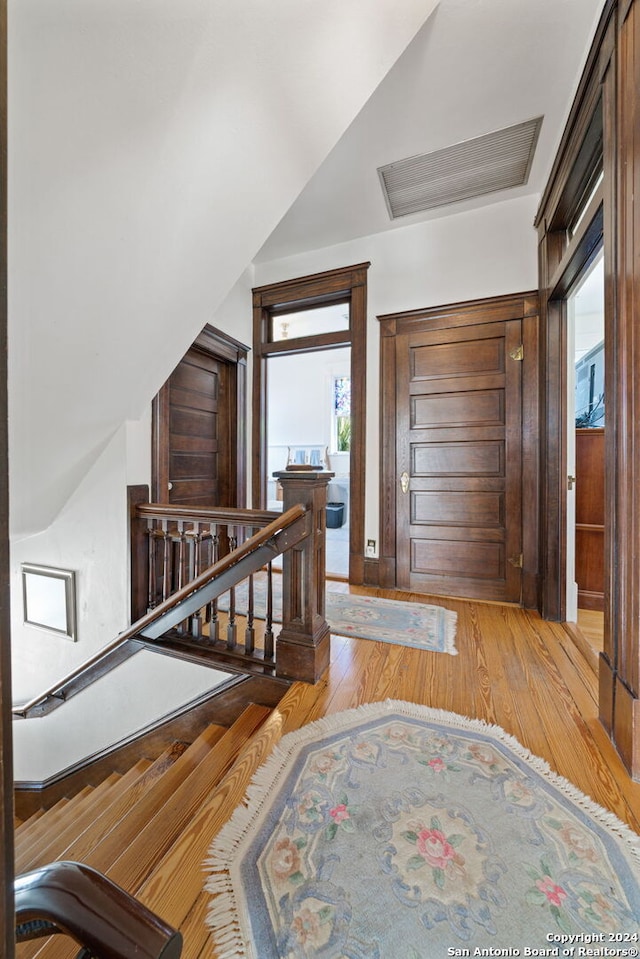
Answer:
[220, 580, 457, 655]
[205, 700, 640, 958]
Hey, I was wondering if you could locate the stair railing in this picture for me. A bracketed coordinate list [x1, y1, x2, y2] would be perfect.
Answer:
[12, 503, 307, 720]
[130, 469, 334, 684]
[15, 860, 182, 959]
[13, 469, 335, 720]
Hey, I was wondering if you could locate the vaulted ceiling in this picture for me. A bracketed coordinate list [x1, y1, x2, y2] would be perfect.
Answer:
[8, 0, 606, 536]
[8, 0, 438, 535]
[257, 0, 606, 263]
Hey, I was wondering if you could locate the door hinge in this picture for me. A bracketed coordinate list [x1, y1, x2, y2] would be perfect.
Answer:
[508, 553, 523, 568]
[509, 345, 524, 362]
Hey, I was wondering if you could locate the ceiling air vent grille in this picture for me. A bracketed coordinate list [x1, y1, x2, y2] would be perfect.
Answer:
[378, 116, 543, 219]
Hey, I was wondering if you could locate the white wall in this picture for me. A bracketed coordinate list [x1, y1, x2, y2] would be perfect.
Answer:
[13, 653, 232, 782]
[10, 272, 255, 779]
[8, 0, 439, 776]
[8, 0, 437, 539]
[268, 348, 350, 446]
[9, 190, 539, 778]
[254, 193, 540, 553]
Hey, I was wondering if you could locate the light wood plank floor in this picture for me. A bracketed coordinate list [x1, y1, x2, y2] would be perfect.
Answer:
[191, 587, 640, 958]
[577, 607, 605, 653]
[183, 586, 640, 959]
[20, 588, 640, 959]
[317, 586, 640, 830]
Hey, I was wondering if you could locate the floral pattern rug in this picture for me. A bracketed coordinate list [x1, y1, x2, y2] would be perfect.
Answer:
[219, 580, 457, 655]
[205, 701, 640, 958]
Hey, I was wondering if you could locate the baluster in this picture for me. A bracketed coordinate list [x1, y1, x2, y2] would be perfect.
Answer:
[208, 526, 220, 643]
[228, 526, 238, 553]
[225, 526, 239, 649]
[147, 521, 158, 611]
[227, 584, 237, 649]
[190, 525, 203, 640]
[162, 519, 172, 603]
[264, 562, 274, 660]
[245, 574, 255, 654]
[176, 521, 187, 635]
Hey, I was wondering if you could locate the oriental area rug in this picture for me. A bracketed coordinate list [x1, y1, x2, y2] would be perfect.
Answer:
[205, 700, 640, 959]
[219, 579, 458, 655]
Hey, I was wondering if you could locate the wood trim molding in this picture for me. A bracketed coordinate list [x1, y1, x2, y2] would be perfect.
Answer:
[537, 0, 640, 775]
[0, 0, 12, 950]
[14, 674, 287, 820]
[252, 263, 370, 585]
[612, 675, 640, 779]
[151, 383, 170, 503]
[378, 290, 536, 333]
[252, 262, 370, 304]
[363, 558, 380, 588]
[600, 0, 640, 778]
[535, 0, 616, 229]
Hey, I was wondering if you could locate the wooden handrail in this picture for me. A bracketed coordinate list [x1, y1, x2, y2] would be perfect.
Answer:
[12, 505, 307, 719]
[136, 503, 279, 525]
[15, 860, 182, 959]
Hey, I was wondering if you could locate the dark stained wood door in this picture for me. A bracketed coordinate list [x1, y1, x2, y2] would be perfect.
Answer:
[153, 346, 233, 507]
[396, 319, 523, 602]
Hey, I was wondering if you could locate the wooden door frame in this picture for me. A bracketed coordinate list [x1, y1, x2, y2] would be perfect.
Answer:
[535, 3, 614, 623]
[378, 292, 540, 608]
[151, 324, 249, 507]
[251, 263, 369, 584]
[0, 0, 12, 949]
[536, 0, 640, 776]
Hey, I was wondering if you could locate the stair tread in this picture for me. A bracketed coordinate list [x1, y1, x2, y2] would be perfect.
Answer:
[14, 796, 71, 843]
[14, 788, 94, 854]
[24, 706, 273, 959]
[104, 706, 271, 890]
[175, 890, 211, 959]
[16, 764, 149, 874]
[14, 807, 46, 835]
[16, 727, 225, 881]
[130, 705, 286, 937]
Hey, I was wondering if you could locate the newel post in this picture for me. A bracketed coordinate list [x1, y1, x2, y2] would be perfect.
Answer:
[128, 485, 151, 622]
[273, 470, 334, 683]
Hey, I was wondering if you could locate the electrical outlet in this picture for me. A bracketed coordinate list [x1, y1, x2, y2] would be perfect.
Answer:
[366, 539, 376, 557]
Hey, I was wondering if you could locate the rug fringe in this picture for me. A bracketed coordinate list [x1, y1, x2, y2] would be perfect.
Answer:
[204, 698, 640, 955]
[443, 609, 458, 655]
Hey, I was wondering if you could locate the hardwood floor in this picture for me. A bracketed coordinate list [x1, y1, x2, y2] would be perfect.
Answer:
[184, 587, 640, 958]
[577, 607, 605, 653]
[19, 586, 640, 959]
[301, 585, 640, 835]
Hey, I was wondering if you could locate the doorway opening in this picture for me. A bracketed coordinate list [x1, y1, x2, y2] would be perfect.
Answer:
[266, 346, 351, 578]
[567, 250, 605, 657]
[251, 263, 369, 585]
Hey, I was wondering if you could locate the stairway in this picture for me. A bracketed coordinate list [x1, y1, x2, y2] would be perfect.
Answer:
[14, 700, 290, 959]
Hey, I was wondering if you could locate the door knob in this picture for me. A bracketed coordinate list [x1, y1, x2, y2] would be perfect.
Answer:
[400, 471, 409, 494]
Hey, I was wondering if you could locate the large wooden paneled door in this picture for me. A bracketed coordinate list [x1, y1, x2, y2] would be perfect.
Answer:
[152, 325, 248, 507]
[379, 293, 539, 605]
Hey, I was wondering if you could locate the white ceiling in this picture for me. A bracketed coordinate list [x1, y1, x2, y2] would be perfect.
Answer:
[256, 0, 606, 264]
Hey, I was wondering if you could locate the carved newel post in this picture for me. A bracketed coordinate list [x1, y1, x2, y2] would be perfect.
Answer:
[273, 469, 334, 683]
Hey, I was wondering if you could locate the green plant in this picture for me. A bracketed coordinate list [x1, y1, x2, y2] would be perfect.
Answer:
[337, 416, 351, 452]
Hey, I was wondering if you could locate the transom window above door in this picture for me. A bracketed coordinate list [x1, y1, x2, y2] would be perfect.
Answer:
[270, 302, 350, 343]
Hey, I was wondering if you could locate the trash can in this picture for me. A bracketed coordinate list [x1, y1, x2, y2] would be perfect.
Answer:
[326, 502, 345, 529]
